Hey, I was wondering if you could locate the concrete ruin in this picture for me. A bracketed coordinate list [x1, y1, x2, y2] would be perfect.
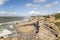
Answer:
[0, 16, 59, 40]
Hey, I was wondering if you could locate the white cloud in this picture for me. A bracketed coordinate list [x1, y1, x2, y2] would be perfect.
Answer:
[10, 6, 14, 8]
[45, 4, 52, 8]
[0, 11, 17, 15]
[29, 10, 40, 15]
[0, 0, 9, 6]
[0, 11, 7, 14]
[53, 1, 58, 5]
[33, 4, 40, 8]
[29, 11, 50, 15]
[57, 11, 60, 13]
[45, 1, 58, 8]
[9, 12, 17, 15]
[26, 3, 32, 7]
[26, 3, 40, 9]
[34, 0, 47, 3]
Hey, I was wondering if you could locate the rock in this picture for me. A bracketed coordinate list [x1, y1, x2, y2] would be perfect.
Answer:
[37, 26, 56, 40]
[0, 38, 4, 40]
[0, 15, 59, 40]
[11, 37, 18, 40]
[4, 37, 11, 40]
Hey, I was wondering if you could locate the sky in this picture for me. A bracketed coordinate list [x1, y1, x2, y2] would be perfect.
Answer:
[0, 0, 60, 16]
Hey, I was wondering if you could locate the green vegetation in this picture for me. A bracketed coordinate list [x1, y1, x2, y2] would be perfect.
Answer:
[54, 13, 60, 28]
[44, 13, 60, 30]
[44, 13, 60, 19]
[54, 22, 60, 29]
[55, 13, 60, 19]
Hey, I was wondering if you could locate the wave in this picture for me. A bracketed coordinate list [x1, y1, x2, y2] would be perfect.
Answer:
[0, 21, 20, 25]
[0, 29, 12, 38]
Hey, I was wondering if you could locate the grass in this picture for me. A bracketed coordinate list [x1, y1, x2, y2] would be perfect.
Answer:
[55, 22, 60, 29]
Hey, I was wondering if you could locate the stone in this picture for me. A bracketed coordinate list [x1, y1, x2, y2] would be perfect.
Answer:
[36, 26, 56, 40]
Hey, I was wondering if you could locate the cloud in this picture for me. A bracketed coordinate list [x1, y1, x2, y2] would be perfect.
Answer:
[29, 10, 40, 15]
[0, 11, 20, 16]
[26, 3, 40, 9]
[26, 3, 32, 7]
[53, 1, 58, 5]
[0, 0, 9, 6]
[45, 1, 58, 8]
[34, 0, 47, 3]
[29, 11, 49, 15]
[9, 12, 17, 15]
[10, 6, 14, 8]
[0, 11, 7, 14]
[0, 11, 17, 15]
[57, 11, 60, 13]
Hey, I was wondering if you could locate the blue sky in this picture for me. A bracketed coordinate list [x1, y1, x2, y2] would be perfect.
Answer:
[0, 0, 60, 16]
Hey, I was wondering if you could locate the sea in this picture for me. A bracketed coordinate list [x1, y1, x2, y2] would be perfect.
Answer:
[0, 16, 32, 38]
